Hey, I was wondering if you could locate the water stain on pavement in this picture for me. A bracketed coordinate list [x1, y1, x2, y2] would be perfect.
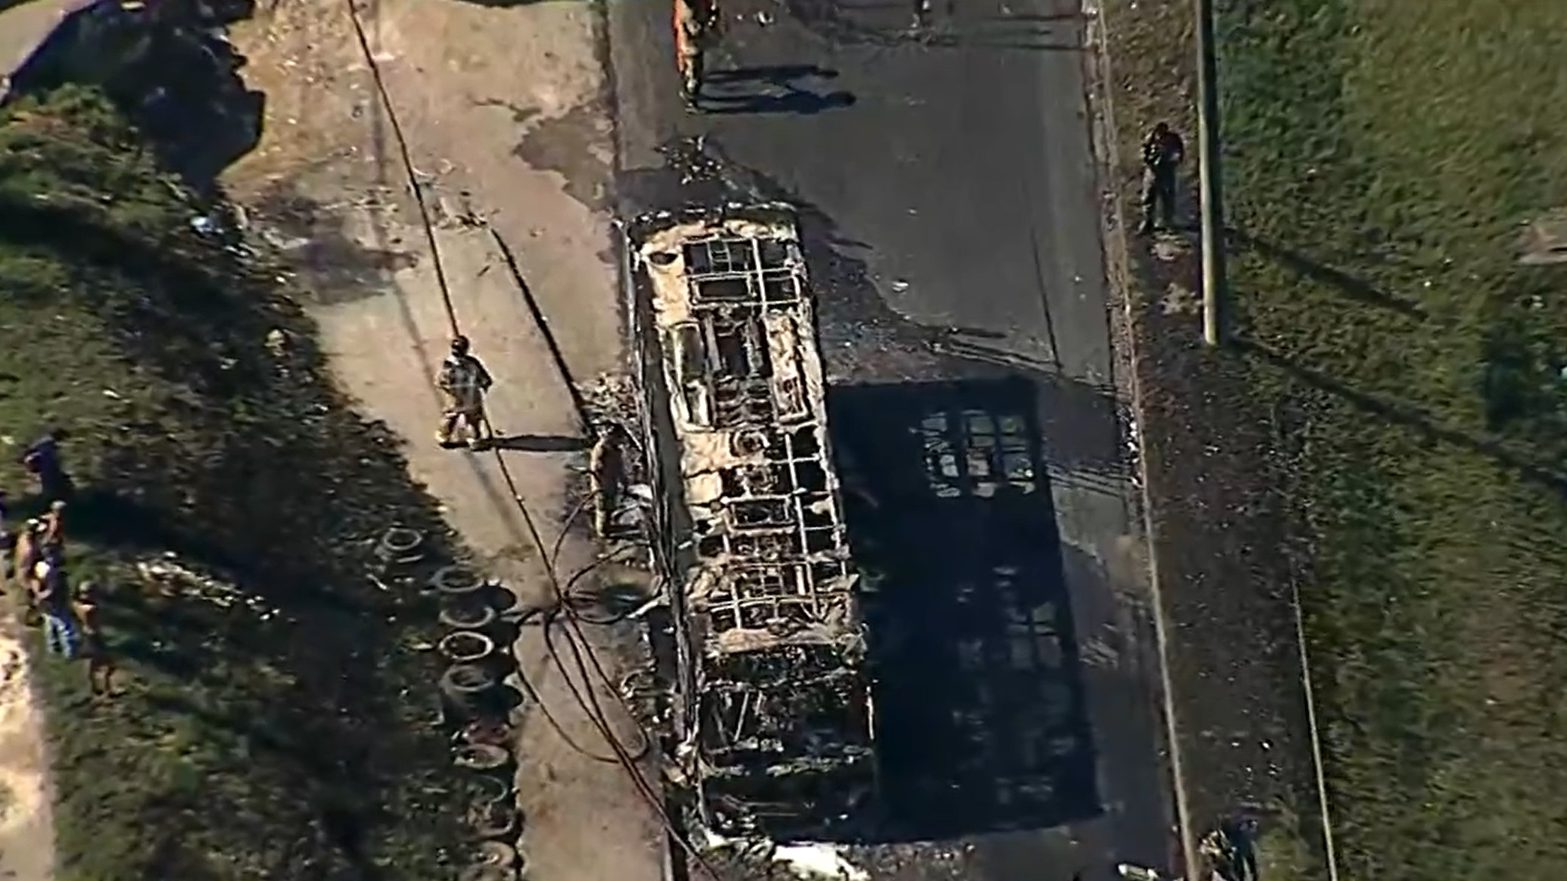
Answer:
[508, 101, 613, 210]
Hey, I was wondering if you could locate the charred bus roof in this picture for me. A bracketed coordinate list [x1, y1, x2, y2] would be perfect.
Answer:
[629, 204, 875, 837]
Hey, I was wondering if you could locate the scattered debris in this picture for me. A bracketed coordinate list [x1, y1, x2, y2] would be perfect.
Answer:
[136, 554, 284, 622]
[1518, 210, 1567, 265]
[1161, 281, 1201, 316]
[692, 827, 871, 881]
[1151, 236, 1188, 262]
[773, 843, 871, 881]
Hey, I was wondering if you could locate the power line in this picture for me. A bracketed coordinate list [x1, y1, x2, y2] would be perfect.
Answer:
[342, 0, 458, 338]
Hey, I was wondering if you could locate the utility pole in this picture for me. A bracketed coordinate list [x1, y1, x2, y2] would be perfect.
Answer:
[1194, 0, 1225, 346]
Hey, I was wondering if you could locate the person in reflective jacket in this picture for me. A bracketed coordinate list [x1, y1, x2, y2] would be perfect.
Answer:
[436, 335, 495, 448]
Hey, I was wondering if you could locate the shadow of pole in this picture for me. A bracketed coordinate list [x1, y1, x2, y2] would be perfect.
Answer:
[471, 433, 588, 453]
[487, 227, 593, 430]
[1226, 228, 1429, 320]
[1235, 337, 1567, 494]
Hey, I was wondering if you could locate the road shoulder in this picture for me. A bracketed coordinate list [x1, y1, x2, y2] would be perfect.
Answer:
[1086, 0, 1334, 876]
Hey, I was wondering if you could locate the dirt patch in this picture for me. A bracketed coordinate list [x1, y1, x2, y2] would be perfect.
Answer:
[0, 626, 52, 881]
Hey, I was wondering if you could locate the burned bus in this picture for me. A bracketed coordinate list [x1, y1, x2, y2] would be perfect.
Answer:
[625, 203, 875, 838]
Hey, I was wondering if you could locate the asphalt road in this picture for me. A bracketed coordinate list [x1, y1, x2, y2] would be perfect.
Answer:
[606, 1, 1174, 878]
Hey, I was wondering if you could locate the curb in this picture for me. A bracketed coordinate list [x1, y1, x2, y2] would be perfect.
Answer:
[1080, 1, 1199, 878]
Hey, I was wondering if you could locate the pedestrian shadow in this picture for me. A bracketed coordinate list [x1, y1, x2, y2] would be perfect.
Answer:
[787, 0, 1086, 50]
[473, 434, 588, 452]
[699, 66, 856, 116]
[914, 32, 1086, 51]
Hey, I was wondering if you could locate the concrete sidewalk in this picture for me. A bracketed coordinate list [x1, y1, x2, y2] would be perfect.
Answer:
[225, 1, 663, 879]
[0, 0, 74, 78]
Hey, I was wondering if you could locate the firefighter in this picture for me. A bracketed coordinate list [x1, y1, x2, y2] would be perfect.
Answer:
[675, 0, 720, 105]
[436, 335, 495, 448]
[588, 425, 625, 538]
[1139, 121, 1185, 234]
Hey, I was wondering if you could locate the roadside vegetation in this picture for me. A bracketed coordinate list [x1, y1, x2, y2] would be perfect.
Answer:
[0, 86, 466, 881]
[1218, 1, 1567, 878]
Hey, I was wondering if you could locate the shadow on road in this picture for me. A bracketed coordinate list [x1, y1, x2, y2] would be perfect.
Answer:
[1226, 227, 1428, 320]
[828, 377, 1101, 841]
[699, 65, 856, 115]
[787, 0, 1086, 50]
[475, 433, 589, 452]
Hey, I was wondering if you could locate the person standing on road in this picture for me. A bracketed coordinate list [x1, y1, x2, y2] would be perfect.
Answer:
[675, 0, 721, 105]
[588, 425, 625, 538]
[1139, 122, 1185, 234]
[436, 335, 495, 448]
[20, 428, 74, 502]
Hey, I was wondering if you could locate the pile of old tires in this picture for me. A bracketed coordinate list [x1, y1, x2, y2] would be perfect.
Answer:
[373, 527, 530, 881]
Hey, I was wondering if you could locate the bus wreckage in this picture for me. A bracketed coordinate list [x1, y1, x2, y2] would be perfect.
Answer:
[627, 203, 875, 837]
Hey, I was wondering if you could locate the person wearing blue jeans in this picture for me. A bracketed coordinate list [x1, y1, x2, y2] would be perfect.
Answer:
[32, 559, 79, 659]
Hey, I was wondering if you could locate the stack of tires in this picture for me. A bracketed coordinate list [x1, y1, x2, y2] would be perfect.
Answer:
[374, 527, 530, 880]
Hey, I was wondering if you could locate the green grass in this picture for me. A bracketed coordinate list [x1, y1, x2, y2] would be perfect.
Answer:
[1, 86, 471, 881]
[1218, 0, 1567, 878]
[1250, 804, 1317, 881]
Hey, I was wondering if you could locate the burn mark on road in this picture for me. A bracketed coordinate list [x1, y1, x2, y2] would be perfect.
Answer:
[250, 183, 420, 304]
[508, 101, 613, 210]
